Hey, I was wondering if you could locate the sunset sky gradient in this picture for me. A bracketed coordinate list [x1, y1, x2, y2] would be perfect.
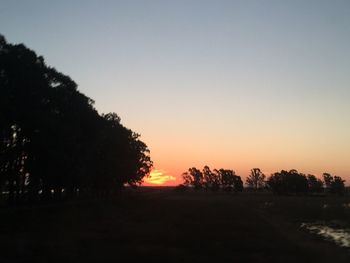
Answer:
[1, 0, 350, 185]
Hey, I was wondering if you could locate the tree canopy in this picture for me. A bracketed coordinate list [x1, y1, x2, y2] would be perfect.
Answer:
[246, 168, 265, 190]
[267, 170, 308, 195]
[0, 35, 152, 203]
[182, 166, 243, 192]
[267, 170, 345, 195]
[322, 173, 345, 195]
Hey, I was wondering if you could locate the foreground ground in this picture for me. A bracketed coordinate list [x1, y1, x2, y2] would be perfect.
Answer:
[0, 188, 349, 262]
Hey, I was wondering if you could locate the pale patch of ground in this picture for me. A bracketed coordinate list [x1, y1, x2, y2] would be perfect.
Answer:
[301, 223, 350, 248]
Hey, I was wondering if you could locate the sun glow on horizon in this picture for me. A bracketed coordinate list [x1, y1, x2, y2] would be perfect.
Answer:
[144, 169, 177, 185]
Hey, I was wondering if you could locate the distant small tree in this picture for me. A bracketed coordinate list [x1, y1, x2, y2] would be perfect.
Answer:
[329, 175, 345, 195]
[211, 169, 221, 191]
[202, 165, 212, 190]
[323, 173, 333, 190]
[182, 167, 203, 189]
[215, 169, 243, 192]
[233, 175, 244, 192]
[182, 172, 193, 188]
[246, 168, 265, 190]
[267, 169, 308, 195]
[216, 169, 234, 191]
[307, 174, 324, 193]
[202, 166, 220, 191]
[322, 173, 346, 195]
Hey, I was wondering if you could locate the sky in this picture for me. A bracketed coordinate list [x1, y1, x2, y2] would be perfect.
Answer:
[1, 0, 350, 185]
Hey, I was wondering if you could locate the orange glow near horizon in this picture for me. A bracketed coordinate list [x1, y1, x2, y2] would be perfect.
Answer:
[144, 169, 177, 186]
[140, 126, 350, 186]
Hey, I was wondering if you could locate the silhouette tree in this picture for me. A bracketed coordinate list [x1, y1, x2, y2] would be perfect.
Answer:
[215, 169, 243, 192]
[267, 170, 308, 195]
[202, 165, 220, 191]
[0, 34, 152, 203]
[330, 176, 345, 195]
[246, 168, 265, 190]
[322, 173, 333, 192]
[306, 174, 323, 193]
[182, 166, 243, 192]
[322, 173, 345, 195]
[182, 167, 203, 189]
[202, 165, 213, 190]
[233, 175, 244, 192]
[216, 169, 234, 191]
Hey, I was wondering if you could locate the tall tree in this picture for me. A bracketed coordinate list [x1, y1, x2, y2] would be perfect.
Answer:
[182, 167, 203, 189]
[202, 165, 220, 191]
[0, 34, 152, 203]
[323, 173, 333, 190]
[215, 169, 243, 192]
[307, 174, 323, 193]
[267, 170, 308, 195]
[330, 176, 345, 195]
[322, 173, 345, 195]
[246, 168, 265, 190]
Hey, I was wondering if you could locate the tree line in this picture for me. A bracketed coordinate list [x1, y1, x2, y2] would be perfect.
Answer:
[0, 35, 152, 204]
[267, 170, 345, 195]
[182, 166, 243, 192]
[180, 166, 346, 195]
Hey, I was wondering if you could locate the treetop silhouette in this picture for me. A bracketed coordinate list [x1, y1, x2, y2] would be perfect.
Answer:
[0, 34, 152, 204]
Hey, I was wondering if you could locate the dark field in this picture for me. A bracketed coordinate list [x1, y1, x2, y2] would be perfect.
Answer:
[1, 188, 349, 263]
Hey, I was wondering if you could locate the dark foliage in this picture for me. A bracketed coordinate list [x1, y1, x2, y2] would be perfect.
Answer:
[322, 173, 346, 195]
[182, 167, 203, 190]
[182, 166, 243, 192]
[267, 170, 308, 195]
[0, 35, 152, 203]
[202, 165, 220, 191]
[267, 171, 346, 196]
[246, 168, 266, 190]
[307, 174, 324, 193]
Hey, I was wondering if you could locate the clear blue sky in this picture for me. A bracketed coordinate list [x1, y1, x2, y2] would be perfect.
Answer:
[1, 0, 350, 184]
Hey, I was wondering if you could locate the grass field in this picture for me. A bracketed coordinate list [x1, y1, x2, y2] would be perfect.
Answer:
[0, 188, 349, 262]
